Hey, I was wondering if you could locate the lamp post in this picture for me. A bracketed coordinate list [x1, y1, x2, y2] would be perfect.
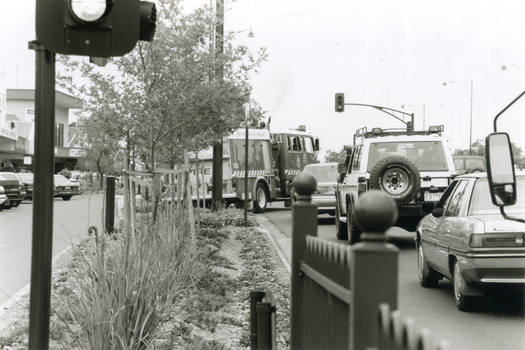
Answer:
[442, 79, 473, 155]
[401, 103, 425, 130]
[501, 62, 525, 73]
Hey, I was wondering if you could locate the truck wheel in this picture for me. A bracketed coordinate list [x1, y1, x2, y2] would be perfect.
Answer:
[347, 202, 362, 245]
[369, 156, 420, 204]
[253, 183, 268, 213]
[335, 199, 348, 240]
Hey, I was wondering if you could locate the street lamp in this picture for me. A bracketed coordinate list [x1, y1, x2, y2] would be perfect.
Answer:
[442, 79, 473, 155]
[501, 62, 525, 73]
[401, 103, 425, 130]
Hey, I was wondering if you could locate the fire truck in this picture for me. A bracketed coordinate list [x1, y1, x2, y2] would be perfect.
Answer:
[188, 126, 320, 212]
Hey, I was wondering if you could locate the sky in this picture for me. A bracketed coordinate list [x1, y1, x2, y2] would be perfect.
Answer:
[2, 0, 525, 160]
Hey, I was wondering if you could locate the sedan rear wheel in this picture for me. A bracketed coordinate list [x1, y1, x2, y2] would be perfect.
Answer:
[62, 195, 72, 201]
[453, 260, 476, 311]
[417, 241, 439, 287]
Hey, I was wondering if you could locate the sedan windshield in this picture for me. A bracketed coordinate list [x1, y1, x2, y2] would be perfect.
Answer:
[469, 176, 525, 215]
[17, 173, 33, 181]
[54, 175, 70, 184]
[368, 141, 449, 171]
[0, 173, 18, 180]
[303, 165, 339, 183]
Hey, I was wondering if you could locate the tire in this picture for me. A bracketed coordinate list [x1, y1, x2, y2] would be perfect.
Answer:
[3, 201, 11, 209]
[253, 182, 268, 213]
[11, 200, 20, 207]
[347, 202, 362, 245]
[369, 156, 420, 204]
[417, 240, 440, 287]
[453, 260, 476, 311]
[335, 197, 348, 240]
[62, 195, 72, 201]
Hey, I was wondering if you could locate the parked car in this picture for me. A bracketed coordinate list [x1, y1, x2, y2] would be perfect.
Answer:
[0, 186, 7, 211]
[0, 172, 26, 208]
[453, 155, 486, 174]
[54, 174, 81, 201]
[293, 162, 339, 215]
[16, 173, 34, 200]
[415, 172, 525, 311]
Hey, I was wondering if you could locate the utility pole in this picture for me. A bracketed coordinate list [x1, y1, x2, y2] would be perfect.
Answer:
[212, 0, 224, 209]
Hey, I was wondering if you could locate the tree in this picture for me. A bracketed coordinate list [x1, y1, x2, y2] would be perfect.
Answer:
[57, 0, 268, 178]
[324, 148, 348, 163]
[453, 139, 524, 169]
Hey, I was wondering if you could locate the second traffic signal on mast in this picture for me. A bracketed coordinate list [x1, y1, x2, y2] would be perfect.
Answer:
[335, 93, 345, 113]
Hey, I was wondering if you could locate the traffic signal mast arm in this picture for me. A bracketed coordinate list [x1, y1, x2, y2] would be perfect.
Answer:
[334, 93, 414, 132]
[345, 103, 414, 131]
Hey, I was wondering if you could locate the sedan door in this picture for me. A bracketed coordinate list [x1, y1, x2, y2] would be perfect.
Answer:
[431, 180, 470, 277]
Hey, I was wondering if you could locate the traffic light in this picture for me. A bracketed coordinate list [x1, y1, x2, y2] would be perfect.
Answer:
[35, 0, 157, 57]
[335, 93, 345, 112]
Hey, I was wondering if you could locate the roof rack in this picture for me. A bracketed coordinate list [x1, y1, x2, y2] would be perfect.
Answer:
[354, 125, 444, 145]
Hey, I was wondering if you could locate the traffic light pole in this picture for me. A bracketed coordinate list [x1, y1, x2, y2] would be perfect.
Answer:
[28, 41, 56, 350]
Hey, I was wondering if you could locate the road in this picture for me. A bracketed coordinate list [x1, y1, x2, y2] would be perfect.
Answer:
[0, 194, 103, 308]
[261, 202, 525, 350]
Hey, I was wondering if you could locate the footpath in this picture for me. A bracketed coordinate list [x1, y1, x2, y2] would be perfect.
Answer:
[256, 216, 292, 274]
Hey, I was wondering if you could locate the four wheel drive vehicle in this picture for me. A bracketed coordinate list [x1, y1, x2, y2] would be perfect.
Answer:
[452, 155, 486, 174]
[291, 162, 339, 216]
[16, 173, 34, 200]
[335, 125, 457, 244]
[0, 172, 26, 209]
[54, 174, 81, 201]
[416, 172, 525, 311]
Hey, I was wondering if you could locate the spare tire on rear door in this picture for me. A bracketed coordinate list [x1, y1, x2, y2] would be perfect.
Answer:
[369, 156, 420, 204]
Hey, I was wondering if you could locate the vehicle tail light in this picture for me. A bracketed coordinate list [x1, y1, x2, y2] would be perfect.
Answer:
[470, 233, 525, 247]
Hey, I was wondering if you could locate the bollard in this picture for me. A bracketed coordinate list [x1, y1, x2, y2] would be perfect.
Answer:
[350, 190, 399, 350]
[290, 172, 318, 349]
[105, 176, 115, 234]
[250, 290, 265, 350]
[257, 301, 275, 350]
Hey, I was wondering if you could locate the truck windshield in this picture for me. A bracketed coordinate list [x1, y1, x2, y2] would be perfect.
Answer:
[368, 141, 449, 172]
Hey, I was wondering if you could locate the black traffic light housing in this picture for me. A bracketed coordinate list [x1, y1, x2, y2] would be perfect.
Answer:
[36, 0, 156, 57]
[335, 93, 345, 112]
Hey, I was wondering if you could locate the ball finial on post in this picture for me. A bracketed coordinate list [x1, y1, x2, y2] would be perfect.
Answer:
[293, 172, 317, 200]
[354, 190, 398, 235]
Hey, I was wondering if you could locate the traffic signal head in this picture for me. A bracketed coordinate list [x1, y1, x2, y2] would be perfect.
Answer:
[36, 0, 157, 57]
[335, 93, 345, 112]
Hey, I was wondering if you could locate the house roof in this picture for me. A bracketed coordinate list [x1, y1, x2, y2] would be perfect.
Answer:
[7, 89, 82, 109]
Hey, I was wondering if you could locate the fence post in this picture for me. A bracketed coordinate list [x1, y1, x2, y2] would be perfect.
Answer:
[350, 190, 399, 350]
[250, 290, 265, 350]
[290, 172, 318, 350]
[105, 176, 115, 234]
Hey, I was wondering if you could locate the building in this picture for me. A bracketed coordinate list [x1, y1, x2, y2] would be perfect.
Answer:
[0, 88, 83, 172]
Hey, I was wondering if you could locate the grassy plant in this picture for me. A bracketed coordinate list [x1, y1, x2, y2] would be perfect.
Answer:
[52, 200, 205, 349]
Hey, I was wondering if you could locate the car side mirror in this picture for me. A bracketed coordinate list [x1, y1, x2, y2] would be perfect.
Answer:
[485, 132, 517, 207]
[431, 207, 444, 217]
